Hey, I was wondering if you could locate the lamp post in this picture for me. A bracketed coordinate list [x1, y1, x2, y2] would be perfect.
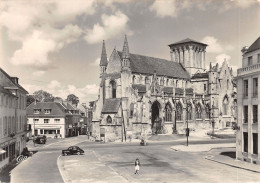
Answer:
[33, 120, 36, 147]
[186, 100, 192, 146]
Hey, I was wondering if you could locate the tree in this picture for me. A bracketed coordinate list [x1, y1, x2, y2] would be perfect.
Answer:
[26, 95, 36, 107]
[67, 94, 79, 106]
[33, 90, 54, 102]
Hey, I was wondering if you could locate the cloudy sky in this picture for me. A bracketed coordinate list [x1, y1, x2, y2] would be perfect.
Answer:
[1, 0, 260, 104]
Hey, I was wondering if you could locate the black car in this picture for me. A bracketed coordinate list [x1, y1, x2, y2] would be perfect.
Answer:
[33, 135, 47, 144]
[62, 146, 84, 156]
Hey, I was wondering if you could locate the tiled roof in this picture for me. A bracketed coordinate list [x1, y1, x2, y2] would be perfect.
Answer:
[26, 102, 66, 117]
[246, 36, 260, 53]
[102, 99, 121, 114]
[117, 51, 190, 79]
[0, 68, 28, 94]
[132, 84, 146, 93]
[191, 72, 209, 79]
[162, 87, 173, 94]
[168, 38, 207, 47]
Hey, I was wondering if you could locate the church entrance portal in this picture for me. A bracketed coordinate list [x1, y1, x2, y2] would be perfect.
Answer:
[151, 101, 162, 134]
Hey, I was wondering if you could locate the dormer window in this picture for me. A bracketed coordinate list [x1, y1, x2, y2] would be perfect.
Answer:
[34, 109, 41, 114]
[44, 109, 51, 114]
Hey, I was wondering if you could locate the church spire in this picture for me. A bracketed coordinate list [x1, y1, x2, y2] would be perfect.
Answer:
[122, 35, 129, 58]
[100, 40, 108, 66]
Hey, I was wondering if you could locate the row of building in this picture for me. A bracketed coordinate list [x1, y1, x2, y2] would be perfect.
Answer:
[26, 100, 92, 138]
[0, 67, 93, 171]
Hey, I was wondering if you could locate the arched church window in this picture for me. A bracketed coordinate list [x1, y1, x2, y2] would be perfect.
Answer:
[107, 115, 112, 124]
[110, 80, 116, 98]
[176, 102, 182, 121]
[165, 103, 172, 122]
[223, 96, 228, 115]
[187, 102, 192, 120]
[130, 103, 134, 117]
[205, 104, 210, 119]
[196, 103, 202, 119]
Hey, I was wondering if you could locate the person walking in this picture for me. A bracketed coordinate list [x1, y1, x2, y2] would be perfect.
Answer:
[134, 158, 140, 175]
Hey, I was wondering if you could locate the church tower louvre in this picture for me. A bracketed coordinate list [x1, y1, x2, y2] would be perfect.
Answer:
[168, 38, 207, 76]
[99, 40, 108, 76]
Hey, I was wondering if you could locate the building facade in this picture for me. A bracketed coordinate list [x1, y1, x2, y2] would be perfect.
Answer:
[0, 68, 28, 171]
[92, 36, 236, 142]
[236, 36, 260, 164]
[27, 101, 81, 138]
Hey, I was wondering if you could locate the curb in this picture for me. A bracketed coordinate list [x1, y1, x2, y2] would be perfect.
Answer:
[204, 156, 260, 174]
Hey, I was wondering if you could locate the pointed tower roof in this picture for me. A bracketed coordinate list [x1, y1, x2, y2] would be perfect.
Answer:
[100, 40, 108, 66]
[122, 35, 130, 58]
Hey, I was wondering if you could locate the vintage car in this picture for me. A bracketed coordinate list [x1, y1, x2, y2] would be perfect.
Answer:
[62, 146, 84, 156]
[33, 135, 47, 144]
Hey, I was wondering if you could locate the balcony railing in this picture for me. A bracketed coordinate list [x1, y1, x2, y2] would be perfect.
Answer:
[237, 63, 260, 75]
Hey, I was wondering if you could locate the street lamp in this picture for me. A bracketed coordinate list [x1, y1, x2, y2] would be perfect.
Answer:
[186, 100, 192, 146]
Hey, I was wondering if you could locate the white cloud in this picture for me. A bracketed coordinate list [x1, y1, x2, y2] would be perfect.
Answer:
[212, 54, 238, 76]
[33, 71, 46, 77]
[47, 80, 61, 89]
[215, 54, 231, 64]
[201, 36, 223, 53]
[149, 0, 179, 18]
[230, 0, 259, 8]
[84, 11, 131, 44]
[1, 0, 95, 70]
[91, 57, 100, 66]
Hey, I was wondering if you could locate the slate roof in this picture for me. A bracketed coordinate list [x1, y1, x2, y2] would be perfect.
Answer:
[162, 87, 173, 94]
[246, 36, 260, 53]
[117, 51, 190, 79]
[132, 84, 146, 93]
[102, 99, 121, 114]
[27, 102, 67, 117]
[0, 68, 28, 94]
[191, 72, 209, 79]
[168, 38, 207, 47]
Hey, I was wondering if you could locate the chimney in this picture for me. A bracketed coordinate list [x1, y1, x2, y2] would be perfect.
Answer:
[11, 77, 19, 84]
[241, 46, 248, 55]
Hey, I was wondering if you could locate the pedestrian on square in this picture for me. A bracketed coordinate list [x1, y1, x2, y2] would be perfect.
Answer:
[134, 158, 140, 175]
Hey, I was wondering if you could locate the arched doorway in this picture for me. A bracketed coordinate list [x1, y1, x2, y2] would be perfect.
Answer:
[151, 101, 162, 134]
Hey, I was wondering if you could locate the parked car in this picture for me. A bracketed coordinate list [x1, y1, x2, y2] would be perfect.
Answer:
[33, 135, 47, 144]
[62, 146, 84, 156]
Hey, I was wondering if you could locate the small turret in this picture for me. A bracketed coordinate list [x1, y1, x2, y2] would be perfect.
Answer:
[122, 35, 130, 69]
[100, 40, 108, 75]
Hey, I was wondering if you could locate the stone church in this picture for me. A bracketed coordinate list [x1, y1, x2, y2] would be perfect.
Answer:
[92, 36, 236, 142]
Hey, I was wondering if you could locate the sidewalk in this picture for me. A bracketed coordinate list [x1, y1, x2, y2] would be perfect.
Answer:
[205, 148, 260, 173]
[171, 143, 235, 152]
